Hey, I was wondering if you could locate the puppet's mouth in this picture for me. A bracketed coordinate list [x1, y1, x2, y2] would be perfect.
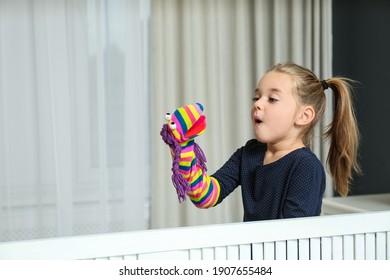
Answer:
[184, 115, 206, 139]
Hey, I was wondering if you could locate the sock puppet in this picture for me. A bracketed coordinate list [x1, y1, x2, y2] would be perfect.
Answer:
[160, 103, 220, 206]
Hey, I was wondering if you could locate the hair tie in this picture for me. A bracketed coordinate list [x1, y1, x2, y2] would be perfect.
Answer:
[321, 80, 329, 90]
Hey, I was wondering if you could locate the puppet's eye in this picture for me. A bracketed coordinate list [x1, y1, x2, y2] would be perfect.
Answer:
[165, 113, 171, 121]
[169, 122, 176, 130]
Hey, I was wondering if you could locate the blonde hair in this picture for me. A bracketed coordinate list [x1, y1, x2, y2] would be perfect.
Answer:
[267, 62, 361, 196]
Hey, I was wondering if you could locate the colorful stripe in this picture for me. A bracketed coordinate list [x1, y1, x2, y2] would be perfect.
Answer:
[178, 141, 220, 208]
[170, 104, 204, 142]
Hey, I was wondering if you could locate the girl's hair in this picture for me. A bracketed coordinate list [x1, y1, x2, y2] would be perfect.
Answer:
[267, 62, 361, 196]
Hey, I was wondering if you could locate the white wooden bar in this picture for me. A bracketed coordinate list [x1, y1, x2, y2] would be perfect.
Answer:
[320, 237, 332, 260]
[286, 240, 298, 260]
[343, 235, 354, 260]
[377, 232, 387, 260]
[355, 234, 366, 260]
[0, 211, 390, 260]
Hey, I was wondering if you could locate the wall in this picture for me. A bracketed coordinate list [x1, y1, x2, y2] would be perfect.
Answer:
[333, 0, 390, 195]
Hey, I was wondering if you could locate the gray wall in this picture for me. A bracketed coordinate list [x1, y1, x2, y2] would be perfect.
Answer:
[333, 0, 390, 195]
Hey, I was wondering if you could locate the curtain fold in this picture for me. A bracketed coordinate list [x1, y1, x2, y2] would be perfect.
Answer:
[150, 0, 333, 229]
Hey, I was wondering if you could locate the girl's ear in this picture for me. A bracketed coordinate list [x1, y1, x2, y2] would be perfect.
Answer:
[296, 106, 315, 126]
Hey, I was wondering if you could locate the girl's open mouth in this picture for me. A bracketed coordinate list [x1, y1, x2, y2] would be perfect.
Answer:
[254, 116, 263, 124]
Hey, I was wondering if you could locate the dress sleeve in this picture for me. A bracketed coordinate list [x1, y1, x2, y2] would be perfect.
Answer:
[211, 146, 243, 205]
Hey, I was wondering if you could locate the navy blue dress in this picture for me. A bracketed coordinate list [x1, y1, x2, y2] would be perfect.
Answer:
[212, 139, 326, 221]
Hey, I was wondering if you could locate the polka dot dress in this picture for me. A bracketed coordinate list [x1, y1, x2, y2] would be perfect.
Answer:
[212, 139, 326, 221]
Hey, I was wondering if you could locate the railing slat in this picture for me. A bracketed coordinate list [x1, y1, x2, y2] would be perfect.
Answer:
[376, 232, 387, 260]
[201, 248, 214, 260]
[320, 237, 332, 260]
[332, 236, 343, 260]
[263, 242, 275, 260]
[274, 241, 286, 260]
[355, 234, 365, 260]
[239, 244, 252, 260]
[214, 246, 227, 260]
[310, 238, 321, 260]
[123, 255, 137, 260]
[251, 243, 263, 260]
[227, 245, 239, 260]
[342, 235, 354, 260]
[365, 233, 376, 260]
[298, 239, 310, 260]
[189, 249, 202, 260]
[286, 240, 298, 260]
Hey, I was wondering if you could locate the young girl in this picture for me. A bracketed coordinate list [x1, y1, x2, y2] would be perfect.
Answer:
[161, 62, 361, 221]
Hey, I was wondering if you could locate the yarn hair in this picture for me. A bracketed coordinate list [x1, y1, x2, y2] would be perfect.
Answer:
[160, 124, 207, 202]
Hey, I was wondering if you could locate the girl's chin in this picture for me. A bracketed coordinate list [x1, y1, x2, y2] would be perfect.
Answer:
[253, 133, 266, 143]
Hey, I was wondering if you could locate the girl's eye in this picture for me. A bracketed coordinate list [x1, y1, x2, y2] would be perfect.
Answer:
[268, 97, 278, 103]
[252, 96, 278, 103]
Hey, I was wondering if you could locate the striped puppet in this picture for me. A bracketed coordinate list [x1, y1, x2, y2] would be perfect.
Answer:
[160, 103, 220, 207]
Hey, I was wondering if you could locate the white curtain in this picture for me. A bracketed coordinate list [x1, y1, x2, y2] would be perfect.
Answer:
[0, 0, 334, 241]
[150, 0, 333, 229]
[0, 0, 151, 241]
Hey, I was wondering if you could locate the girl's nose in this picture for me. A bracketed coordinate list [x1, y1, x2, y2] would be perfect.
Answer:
[254, 98, 263, 110]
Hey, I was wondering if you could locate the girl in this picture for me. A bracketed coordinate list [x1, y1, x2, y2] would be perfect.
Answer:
[161, 62, 361, 221]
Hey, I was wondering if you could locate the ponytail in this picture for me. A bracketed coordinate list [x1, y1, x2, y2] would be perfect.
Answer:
[325, 78, 362, 196]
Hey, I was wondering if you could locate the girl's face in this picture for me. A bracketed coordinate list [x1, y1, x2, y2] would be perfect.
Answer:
[251, 71, 302, 145]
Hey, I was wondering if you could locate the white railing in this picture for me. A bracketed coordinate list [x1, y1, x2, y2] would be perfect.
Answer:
[0, 211, 389, 260]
